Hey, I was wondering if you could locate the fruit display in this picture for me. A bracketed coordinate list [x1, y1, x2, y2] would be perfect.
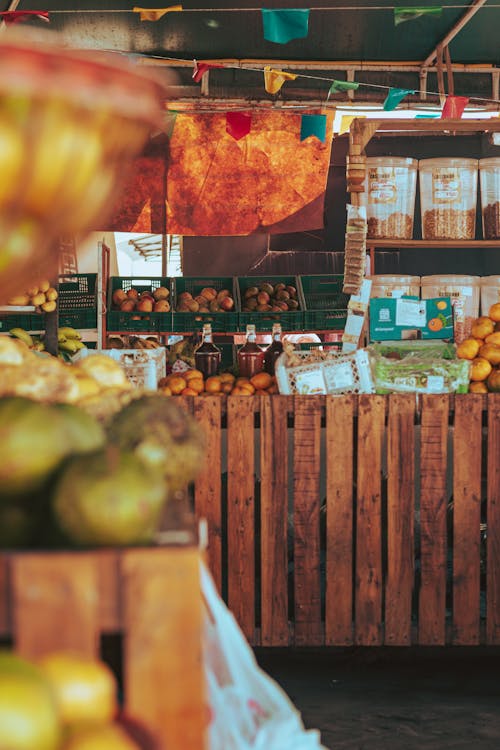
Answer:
[240, 280, 300, 313]
[6, 280, 58, 313]
[0, 650, 159, 749]
[158, 369, 278, 396]
[456, 302, 500, 392]
[175, 286, 235, 313]
[111, 285, 170, 314]
[9, 326, 89, 359]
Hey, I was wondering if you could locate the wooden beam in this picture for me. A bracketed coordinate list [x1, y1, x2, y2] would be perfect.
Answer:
[421, 0, 488, 69]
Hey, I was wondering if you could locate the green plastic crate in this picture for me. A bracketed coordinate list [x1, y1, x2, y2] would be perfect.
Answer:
[58, 273, 98, 329]
[299, 274, 350, 331]
[237, 276, 304, 333]
[0, 312, 45, 332]
[107, 277, 172, 333]
[172, 277, 239, 334]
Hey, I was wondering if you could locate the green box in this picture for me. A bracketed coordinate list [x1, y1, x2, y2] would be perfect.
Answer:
[58, 273, 97, 330]
[369, 296, 454, 341]
[237, 276, 304, 333]
[299, 274, 349, 331]
[107, 277, 172, 333]
[172, 277, 239, 334]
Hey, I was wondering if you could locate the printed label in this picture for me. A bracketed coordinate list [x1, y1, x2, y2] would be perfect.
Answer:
[323, 362, 355, 391]
[395, 299, 426, 327]
[432, 168, 462, 203]
[294, 370, 327, 395]
[368, 167, 397, 204]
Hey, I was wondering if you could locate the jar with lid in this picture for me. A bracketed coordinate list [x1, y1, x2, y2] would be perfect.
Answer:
[194, 323, 221, 377]
[263, 322, 283, 375]
[237, 324, 264, 378]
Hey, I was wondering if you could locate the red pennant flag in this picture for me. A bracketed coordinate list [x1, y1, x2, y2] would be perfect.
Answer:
[226, 111, 251, 141]
[0, 10, 50, 24]
[192, 59, 224, 83]
[441, 95, 469, 119]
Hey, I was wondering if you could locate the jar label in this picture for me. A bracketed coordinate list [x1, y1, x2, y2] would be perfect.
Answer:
[368, 167, 397, 203]
[432, 169, 462, 203]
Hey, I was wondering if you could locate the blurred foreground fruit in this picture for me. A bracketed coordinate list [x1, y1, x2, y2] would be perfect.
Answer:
[63, 723, 140, 750]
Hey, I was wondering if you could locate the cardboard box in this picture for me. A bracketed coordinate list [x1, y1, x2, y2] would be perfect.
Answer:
[369, 296, 453, 341]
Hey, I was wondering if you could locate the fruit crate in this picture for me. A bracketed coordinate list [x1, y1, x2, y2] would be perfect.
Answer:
[171, 277, 239, 334]
[237, 276, 304, 333]
[107, 277, 172, 333]
[0, 311, 45, 333]
[299, 274, 350, 331]
[0, 547, 205, 750]
[58, 273, 98, 329]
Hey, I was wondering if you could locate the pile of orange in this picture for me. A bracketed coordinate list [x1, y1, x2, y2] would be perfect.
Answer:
[456, 302, 500, 393]
[158, 369, 278, 396]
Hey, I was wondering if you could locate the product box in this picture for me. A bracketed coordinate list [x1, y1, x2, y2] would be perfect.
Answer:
[369, 296, 453, 341]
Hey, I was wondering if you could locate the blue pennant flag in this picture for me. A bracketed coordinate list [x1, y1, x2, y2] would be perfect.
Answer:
[383, 88, 415, 111]
[261, 8, 309, 44]
[300, 114, 327, 142]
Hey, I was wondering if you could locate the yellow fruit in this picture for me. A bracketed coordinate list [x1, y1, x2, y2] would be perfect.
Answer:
[160, 386, 172, 396]
[479, 343, 500, 366]
[31, 292, 46, 307]
[436, 300, 448, 310]
[219, 372, 236, 384]
[41, 300, 57, 313]
[456, 338, 480, 360]
[250, 371, 273, 390]
[62, 723, 140, 749]
[38, 652, 117, 728]
[181, 387, 198, 396]
[205, 376, 222, 393]
[236, 377, 251, 386]
[489, 303, 500, 322]
[485, 331, 500, 346]
[38, 280, 51, 293]
[470, 357, 493, 382]
[231, 386, 252, 396]
[184, 369, 204, 381]
[7, 294, 30, 306]
[167, 376, 187, 395]
[469, 381, 488, 394]
[187, 378, 204, 394]
[471, 317, 495, 339]
[46, 288, 58, 301]
[221, 382, 233, 394]
[27, 286, 39, 297]
[239, 381, 255, 394]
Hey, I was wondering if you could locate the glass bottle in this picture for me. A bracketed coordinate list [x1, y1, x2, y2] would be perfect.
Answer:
[194, 323, 221, 378]
[237, 324, 264, 379]
[263, 322, 284, 375]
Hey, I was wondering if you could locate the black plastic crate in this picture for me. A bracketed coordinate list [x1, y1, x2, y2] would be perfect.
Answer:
[107, 277, 172, 334]
[237, 276, 304, 333]
[59, 309, 97, 329]
[58, 274, 97, 310]
[172, 277, 239, 334]
[0, 312, 45, 333]
[299, 274, 349, 331]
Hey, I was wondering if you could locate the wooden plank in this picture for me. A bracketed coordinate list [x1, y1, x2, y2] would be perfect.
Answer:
[260, 395, 289, 646]
[96, 550, 121, 632]
[293, 395, 323, 646]
[418, 394, 449, 646]
[194, 396, 223, 592]
[452, 394, 482, 645]
[325, 395, 354, 646]
[123, 547, 206, 750]
[355, 395, 385, 646]
[11, 552, 100, 658]
[226, 396, 256, 643]
[385, 394, 415, 646]
[487, 395, 500, 644]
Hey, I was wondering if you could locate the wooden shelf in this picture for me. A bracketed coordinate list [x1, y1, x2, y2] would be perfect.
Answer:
[368, 239, 500, 249]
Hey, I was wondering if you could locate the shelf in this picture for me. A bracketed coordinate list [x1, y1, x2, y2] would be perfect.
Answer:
[0, 305, 36, 312]
[367, 239, 500, 249]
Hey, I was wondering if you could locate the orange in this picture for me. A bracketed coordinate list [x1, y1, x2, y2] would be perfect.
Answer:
[221, 382, 233, 394]
[485, 331, 500, 346]
[231, 386, 252, 396]
[469, 381, 488, 394]
[219, 372, 236, 384]
[489, 303, 500, 322]
[479, 343, 500, 366]
[235, 377, 251, 386]
[250, 371, 273, 390]
[187, 378, 204, 393]
[181, 387, 198, 396]
[160, 386, 172, 396]
[456, 338, 480, 360]
[470, 357, 493, 382]
[471, 317, 495, 339]
[167, 376, 187, 395]
[239, 381, 255, 394]
[427, 317, 443, 332]
[184, 369, 204, 381]
[487, 368, 500, 392]
[205, 376, 222, 393]
[266, 384, 279, 394]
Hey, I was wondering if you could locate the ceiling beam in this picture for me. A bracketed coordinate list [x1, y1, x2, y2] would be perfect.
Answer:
[421, 0, 488, 69]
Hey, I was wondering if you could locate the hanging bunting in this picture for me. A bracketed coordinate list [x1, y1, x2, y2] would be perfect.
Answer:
[300, 114, 327, 142]
[415, 114, 440, 119]
[263, 66, 297, 95]
[394, 7, 442, 26]
[0, 10, 49, 24]
[441, 95, 469, 119]
[383, 88, 415, 111]
[133, 6, 182, 21]
[339, 115, 365, 136]
[226, 111, 252, 141]
[328, 80, 359, 98]
[192, 60, 225, 83]
[261, 8, 309, 44]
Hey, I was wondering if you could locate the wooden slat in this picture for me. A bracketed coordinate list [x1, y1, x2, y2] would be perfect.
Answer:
[355, 395, 385, 646]
[293, 395, 323, 646]
[385, 394, 415, 646]
[260, 394, 289, 646]
[487, 395, 500, 644]
[11, 552, 100, 658]
[0, 555, 9, 638]
[123, 547, 206, 750]
[419, 394, 449, 646]
[226, 396, 256, 643]
[194, 396, 223, 592]
[96, 550, 121, 632]
[325, 395, 354, 646]
[452, 394, 482, 645]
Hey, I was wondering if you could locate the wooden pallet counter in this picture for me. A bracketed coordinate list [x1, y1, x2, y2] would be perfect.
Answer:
[189, 393, 500, 648]
[0, 546, 207, 750]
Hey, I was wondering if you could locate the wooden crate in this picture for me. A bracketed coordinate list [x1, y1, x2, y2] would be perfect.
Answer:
[191, 393, 500, 648]
[0, 546, 206, 750]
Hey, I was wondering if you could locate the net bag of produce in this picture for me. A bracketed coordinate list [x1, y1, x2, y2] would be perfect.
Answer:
[201, 563, 326, 750]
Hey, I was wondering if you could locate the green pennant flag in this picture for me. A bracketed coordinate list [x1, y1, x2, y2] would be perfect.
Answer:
[261, 9, 310, 44]
[383, 88, 415, 111]
[394, 7, 442, 26]
[328, 80, 359, 98]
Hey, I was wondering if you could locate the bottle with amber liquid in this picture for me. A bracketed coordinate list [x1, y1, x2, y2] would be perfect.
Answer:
[263, 322, 284, 375]
[194, 323, 221, 378]
[237, 324, 264, 378]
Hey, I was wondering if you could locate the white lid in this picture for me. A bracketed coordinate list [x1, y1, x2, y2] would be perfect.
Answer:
[368, 274, 420, 284]
[480, 275, 500, 285]
[419, 158, 478, 170]
[365, 157, 418, 168]
[479, 158, 500, 169]
[421, 274, 480, 285]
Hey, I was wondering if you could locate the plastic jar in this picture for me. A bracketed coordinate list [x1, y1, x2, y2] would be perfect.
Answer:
[480, 275, 500, 315]
[479, 158, 500, 239]
[421, 274, 480, 342]
[364, 157, 418, 239]
[368, 274, 420, 298]
[419, 158, 478, 240]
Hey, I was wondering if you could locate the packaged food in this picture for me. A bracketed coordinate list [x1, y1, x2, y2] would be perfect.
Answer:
[364, 157, 417, 239]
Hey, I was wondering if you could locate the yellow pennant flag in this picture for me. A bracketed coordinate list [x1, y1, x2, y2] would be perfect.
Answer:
[339, 114, 365, 135]
[133, 5, 182, 21]
[264, 66, 297, 95]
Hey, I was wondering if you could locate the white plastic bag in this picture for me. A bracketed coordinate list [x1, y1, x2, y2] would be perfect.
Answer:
[201, 564, 327, 750]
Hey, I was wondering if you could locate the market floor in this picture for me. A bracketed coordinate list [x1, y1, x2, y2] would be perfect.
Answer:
[255, 647, 500, 750]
